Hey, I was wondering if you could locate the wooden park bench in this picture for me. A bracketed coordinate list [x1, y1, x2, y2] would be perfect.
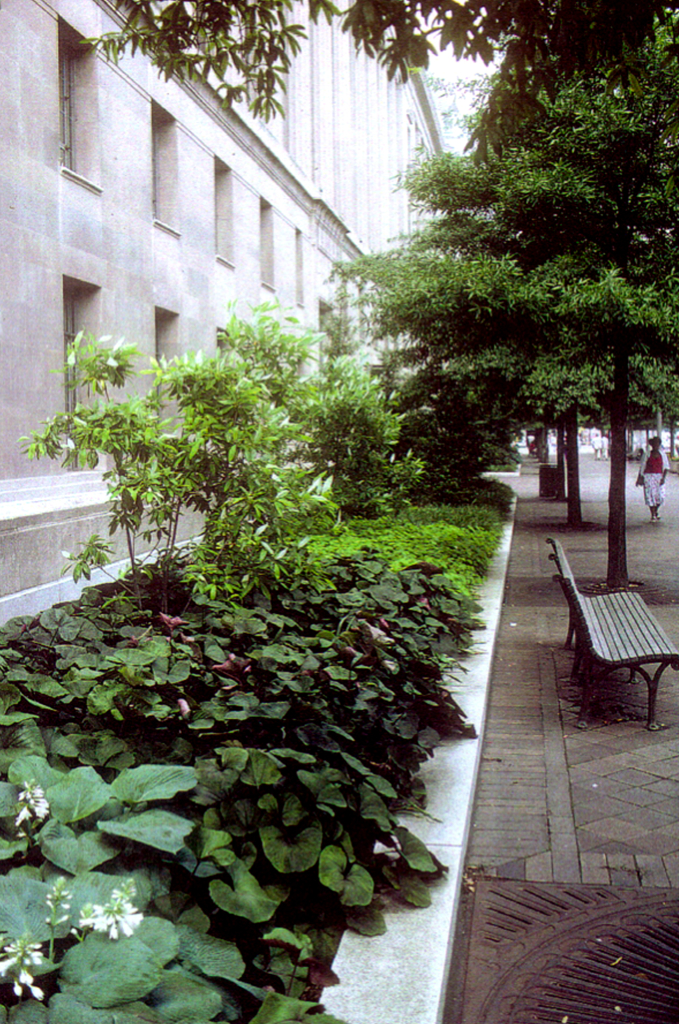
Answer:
[547, 537, 679, 730]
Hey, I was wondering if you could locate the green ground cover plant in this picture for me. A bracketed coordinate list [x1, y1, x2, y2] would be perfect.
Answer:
[0, 547, 485, 1022]
[309, 501, 509, 597]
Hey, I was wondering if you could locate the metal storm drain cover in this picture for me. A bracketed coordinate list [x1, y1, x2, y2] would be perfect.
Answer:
[458, 879, 679, 1023]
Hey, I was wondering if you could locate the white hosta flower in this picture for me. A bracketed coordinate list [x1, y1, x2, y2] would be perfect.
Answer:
[14, 970, 43, 1001]
[0, 937, 45, 1001]
[77, 903, 98, 931]
[77, 881, 143, 941]
[46, 877, 72, 926]
[15, 781, 49, 830]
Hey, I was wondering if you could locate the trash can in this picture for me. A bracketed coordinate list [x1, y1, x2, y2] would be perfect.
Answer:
[539, 464, 559, 498]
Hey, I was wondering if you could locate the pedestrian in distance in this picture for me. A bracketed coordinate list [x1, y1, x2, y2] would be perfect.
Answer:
[636, 436, 670, 522]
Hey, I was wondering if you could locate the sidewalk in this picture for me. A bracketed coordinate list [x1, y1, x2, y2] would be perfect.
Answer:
[446, 453, 679, 1023]
[467, 454, 679, 883]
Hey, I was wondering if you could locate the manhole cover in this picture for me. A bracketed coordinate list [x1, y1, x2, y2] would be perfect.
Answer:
[458, 880, 679, 1023]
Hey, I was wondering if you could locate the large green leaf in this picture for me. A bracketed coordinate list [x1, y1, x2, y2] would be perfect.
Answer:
[241, 750, 283, 787]
[358, 784, 392, 832]
[39, 607, 88, 643]
[217, 748, 250, 774]
[383, 863, 432, 906]
[395, 825, 438, 873]
[46, 767, 113, 824]
[250, 992, 348, 1024]
[148, 971, 223, 1023]
[260, 822, 323, 874]
[6, 753, 60, 790]
[47, 993, 164, 1024]
[0, 780, 19, 815]
[177, 924, 245, 980]
[317, 846, 347, 894]
[297, 770, 347, 811]
[158, 659, 192, 684]
[0, 710, 38, 726]
[209, 864, 288, 923]
[188, 826, 235, 867]
[0, 836, 28, 861]
[86, 682, 128, 718]
[39, 819, 118, 874]
[98, 810, 194, 854]
[135, 916, 180, 966]
[318, 846, 373, 907]
[0, 875, 53, 941]
[0, 725, 47, 773]
[111, 765, 197, 805]
[59, 933, 164, 1008]
[105, 639, 171, 667]
[0, 682, 21, 714]
[344, 903, 387, 936]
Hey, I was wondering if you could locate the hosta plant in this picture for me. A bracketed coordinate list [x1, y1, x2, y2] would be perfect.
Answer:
[0, 554, 480, 1020]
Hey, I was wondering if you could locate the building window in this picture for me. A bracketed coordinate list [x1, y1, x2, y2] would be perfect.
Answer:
[260, 199, 274, 288]
[295, 229, 304, 306]
[62, 277, 99, 413]
[58, 20, 98, 180]
[152, 102, 178, 227]
[155, 307, 179, 363]
[58, 25, 76, 170]
[214, 159, 234, 262]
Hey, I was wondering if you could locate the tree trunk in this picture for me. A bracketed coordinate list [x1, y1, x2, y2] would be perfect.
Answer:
[555, 419, 567, 500]
[607, 346, 629, 587]
[565, 403, 582, 526]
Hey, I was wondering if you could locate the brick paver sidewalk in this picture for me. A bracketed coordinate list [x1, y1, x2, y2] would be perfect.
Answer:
[467, 453, 679, 888]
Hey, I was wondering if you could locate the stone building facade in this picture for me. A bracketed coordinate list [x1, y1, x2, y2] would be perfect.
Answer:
[0, 0, 442, 613]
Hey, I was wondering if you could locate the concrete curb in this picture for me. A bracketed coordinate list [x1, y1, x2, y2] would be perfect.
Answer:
[324, 504, 516, 1024]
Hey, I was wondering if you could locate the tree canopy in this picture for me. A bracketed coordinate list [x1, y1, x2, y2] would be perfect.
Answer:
[97, 1, 679, 124]
[340, 42, 679, 583]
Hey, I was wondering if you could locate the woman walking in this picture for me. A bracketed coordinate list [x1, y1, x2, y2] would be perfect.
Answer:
[638, 437, 670, 522]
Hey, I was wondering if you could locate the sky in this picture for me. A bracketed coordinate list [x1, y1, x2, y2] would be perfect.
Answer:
[426, 51, 491, 152]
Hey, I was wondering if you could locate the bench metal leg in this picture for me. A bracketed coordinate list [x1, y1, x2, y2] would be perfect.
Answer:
[635, 664, 669, 730]
[576, 655, 594, 729]
[570, 636, 585, 684]
[578, 661, 671, 731]
[565, 612, 576, 650]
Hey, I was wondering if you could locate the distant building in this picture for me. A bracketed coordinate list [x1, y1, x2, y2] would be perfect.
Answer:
[0, 0, 443, 615]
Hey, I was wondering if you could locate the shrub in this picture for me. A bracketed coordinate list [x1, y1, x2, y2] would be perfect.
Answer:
[302, 356, 423, 516]
[22, 324, 334, 611]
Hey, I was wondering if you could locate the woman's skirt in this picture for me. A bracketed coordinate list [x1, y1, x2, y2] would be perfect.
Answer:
[643, 472, 666, 508]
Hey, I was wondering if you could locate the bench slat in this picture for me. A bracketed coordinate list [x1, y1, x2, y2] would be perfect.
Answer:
[587, 595, 672, 663]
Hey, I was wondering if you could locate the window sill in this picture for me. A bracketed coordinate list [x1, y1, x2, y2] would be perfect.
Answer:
[60, 167, 102, 196]
[261, 281, 276, 293]
[216, 254, 235, 269]
[153, 219, 181, 239]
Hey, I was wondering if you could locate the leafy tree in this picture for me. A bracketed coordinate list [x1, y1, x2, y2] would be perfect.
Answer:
[385, 347, 524, 503]
[340, 45, 679, 585]
[92, 1, 679, 128]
